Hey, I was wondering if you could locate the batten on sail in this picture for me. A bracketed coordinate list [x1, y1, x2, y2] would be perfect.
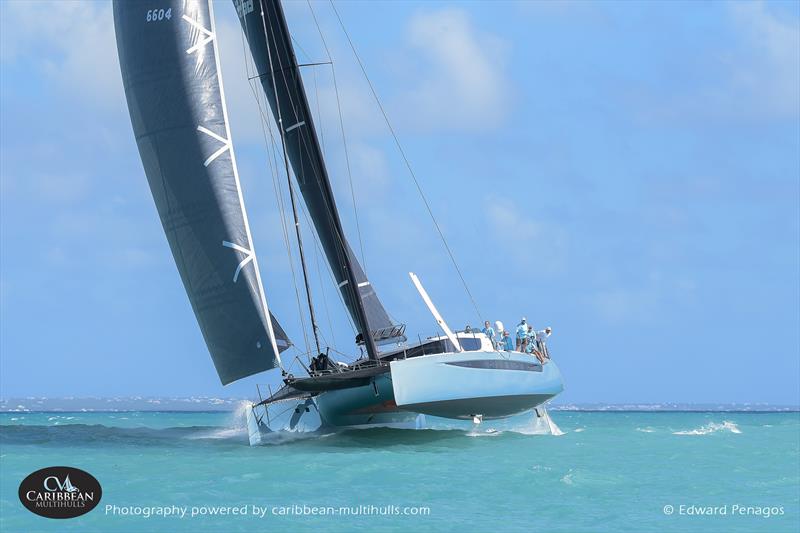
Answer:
[236, 0, 406, 348]
[114, 0, 290, 384]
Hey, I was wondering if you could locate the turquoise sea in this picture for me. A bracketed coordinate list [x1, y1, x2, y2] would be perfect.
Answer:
[1, 405, 798, 533]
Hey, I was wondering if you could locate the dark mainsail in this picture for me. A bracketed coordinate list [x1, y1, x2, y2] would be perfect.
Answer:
[114, 0, 290, 384]
[235, 0, 406, 348]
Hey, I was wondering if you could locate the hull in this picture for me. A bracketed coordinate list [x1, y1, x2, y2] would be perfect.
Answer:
[314, 373, 421, 427]
[247, 374, 422, 444]
[390, 351, 563, 420]
[247, 350, 563, 443]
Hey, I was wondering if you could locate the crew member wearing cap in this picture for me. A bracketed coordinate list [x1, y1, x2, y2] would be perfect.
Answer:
[533, 326, 553, 363]
[515, 317, 529, 352]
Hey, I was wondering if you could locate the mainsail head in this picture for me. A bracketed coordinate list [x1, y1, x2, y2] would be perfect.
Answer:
[114, 0, 290, 384]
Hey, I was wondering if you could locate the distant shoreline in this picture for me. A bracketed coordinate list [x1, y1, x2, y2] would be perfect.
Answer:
[1, 398, 797, 413]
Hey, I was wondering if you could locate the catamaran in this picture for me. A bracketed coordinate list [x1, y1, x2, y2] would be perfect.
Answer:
[113, 0, 564, 445]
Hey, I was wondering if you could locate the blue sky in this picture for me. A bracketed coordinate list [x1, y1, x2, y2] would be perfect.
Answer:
[1, 0, 798, 404]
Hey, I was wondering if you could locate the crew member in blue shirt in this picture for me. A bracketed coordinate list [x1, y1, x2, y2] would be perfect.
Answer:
[515, 317, 529, 352]
[482, 320, 496, 348]
[525, 325, 536, 353]
[502, 330, 514, 351]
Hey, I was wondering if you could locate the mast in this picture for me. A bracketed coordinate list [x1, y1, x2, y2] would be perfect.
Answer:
[257, 0, 377, 360]
[240, 0, 382, 359]
[236, 0, 405, 356]
[259, 7, 321, 355]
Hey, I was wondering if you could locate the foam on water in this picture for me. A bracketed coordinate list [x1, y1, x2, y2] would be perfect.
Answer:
[465, 425, 503, 437]
[673, 420, 742, 435]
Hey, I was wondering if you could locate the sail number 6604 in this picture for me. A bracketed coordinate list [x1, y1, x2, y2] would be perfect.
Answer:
[146, 8, 172, 22]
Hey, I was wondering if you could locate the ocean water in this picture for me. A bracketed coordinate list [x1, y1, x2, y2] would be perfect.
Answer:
[1, 407, 798, 532]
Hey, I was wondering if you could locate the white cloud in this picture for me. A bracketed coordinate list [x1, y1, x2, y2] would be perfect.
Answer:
[587, 269, 699, 325]
[399, 8, 511, 131]
[588, 287, 657, 325]
[634, 0, 799, 124]
[1, 1, 124, 110]
[726, 0, 800, 119]
[485, 198, 568, 276]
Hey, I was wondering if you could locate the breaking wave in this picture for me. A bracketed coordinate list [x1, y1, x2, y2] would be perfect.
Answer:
[673, 421, 742, 435]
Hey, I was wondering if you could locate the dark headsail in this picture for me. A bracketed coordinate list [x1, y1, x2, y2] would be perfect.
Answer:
[235, 0, 406, 349]
[114, 0, 290, 384]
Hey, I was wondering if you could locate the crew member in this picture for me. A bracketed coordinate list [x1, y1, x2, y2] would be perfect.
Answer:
[535, 327, 553, 361]
[502, 330, 514, 351]
[515, 317, 529, 352]
[482, 320, 496, 348]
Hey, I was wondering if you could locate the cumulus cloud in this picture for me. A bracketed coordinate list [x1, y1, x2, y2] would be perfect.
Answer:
[726, 0, 800, 119]
[485, 198, 568, 276]
[634, 0, 799, 124]
[398, 8, 511, 131]
[1, 1, 124, 110]
[587, 270, 698, 325]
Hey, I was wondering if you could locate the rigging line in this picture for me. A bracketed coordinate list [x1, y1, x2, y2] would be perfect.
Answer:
[290, 34, 313, 63]
[239, 14, 309, 359]
[243, 24, 311, 357]
[247, 62, 333, 81]
[251, 72, 310, 356]
[329, 0, 484, 324]
[313, 228, 338, 348]
[259, 0, 323, 355]
[240, 15, 312, 355]
[308, 66, 338, 347]
[307, 0, 368, 275]
[299, 61, 333, 68]
[288, 123, 324, 354]
[263, 5, 358, 296]
[292, 174, 359, 338]
[261, 0, 371, 342]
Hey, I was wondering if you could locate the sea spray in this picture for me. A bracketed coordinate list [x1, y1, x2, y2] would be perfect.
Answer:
[513, 409, 565, 435]
[544, 410, 565, 436]
[184, 402, 251, 440]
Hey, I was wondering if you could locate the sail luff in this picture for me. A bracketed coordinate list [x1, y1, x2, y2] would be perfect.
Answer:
[208, 0, 282, 364]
